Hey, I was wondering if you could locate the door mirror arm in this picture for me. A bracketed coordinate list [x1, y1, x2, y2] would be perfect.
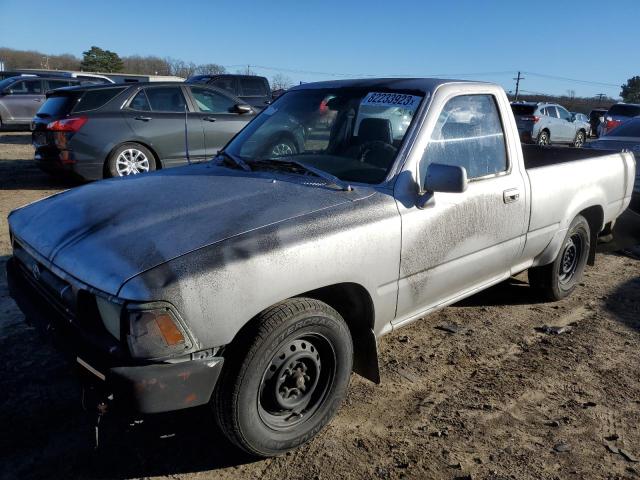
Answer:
[416, 190, 436, 209]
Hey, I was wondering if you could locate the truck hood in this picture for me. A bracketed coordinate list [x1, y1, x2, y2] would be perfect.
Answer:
[9, 164, 370, 295]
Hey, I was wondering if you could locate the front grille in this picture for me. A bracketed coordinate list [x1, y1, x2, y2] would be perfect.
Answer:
[13, 242, 76, 319]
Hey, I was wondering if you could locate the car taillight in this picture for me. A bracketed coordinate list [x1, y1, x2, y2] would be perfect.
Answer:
[520, 115, 540, 123]
[47, 116, 88, 132]
[605, 117, 620, 133]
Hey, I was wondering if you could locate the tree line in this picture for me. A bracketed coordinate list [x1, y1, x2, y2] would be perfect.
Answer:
[0, 46, 227, 78]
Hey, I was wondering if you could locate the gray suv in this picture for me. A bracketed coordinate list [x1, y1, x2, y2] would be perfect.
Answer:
[511, 102, 587, 147]
[0, 76, 80, 129]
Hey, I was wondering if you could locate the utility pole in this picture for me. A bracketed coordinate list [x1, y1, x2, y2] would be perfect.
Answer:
[596, 93, 605, 105]
[513, 71, 524, 101]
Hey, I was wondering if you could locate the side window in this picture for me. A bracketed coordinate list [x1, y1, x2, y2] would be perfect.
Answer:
[129, 90, 151, 111]
[239, 78, 267, 97]
[546, 106, 559, 118]
[9, 79, 43, 94]
[211, 77, 235, 94]
[74, 87, 126, 112]
[46, 80, 72, 90]
[540, 107, 548, 116]
[557, 107, 571, 121]
[190, 87, 236, 113]
[420, 94, 508, 181]
[144, 86, 187, 112]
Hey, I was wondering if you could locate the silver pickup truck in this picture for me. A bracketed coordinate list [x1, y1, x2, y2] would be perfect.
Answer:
[7, 78, 636, 457]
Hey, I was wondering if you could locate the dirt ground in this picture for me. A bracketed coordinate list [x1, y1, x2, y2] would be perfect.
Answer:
[1, 132, 639, 480]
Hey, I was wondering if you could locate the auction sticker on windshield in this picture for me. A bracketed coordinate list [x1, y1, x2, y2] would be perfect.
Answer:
[361, 92, 422, 108]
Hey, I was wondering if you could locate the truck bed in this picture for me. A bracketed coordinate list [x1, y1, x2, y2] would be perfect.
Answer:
[522, 144, 620, 169]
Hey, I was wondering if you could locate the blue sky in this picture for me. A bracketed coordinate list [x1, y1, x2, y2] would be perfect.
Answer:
[0, 0, 635, 98]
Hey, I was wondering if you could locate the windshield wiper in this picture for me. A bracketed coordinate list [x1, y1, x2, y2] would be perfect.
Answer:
[251, 158, 353, 191]
[215, 150, 251, 172]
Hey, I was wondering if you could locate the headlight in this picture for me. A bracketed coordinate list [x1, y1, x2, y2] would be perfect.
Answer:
[96, 296, 123, 340]
[126, 303, 192, 359]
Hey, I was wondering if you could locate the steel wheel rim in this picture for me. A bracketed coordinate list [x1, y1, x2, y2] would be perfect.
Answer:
[258, 332, 336, 431]
[271, 143, 294, 157]
[116, 148, 150, 176]
[559, 233, 583, 284]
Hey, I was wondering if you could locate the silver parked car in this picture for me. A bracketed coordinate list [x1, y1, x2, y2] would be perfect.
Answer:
[511, 102, 588, 147]
[0, 76, 80, 129]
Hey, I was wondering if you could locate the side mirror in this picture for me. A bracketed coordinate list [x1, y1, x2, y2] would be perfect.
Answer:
[417, 163, 468, 209]
[232, 103, 252, 114]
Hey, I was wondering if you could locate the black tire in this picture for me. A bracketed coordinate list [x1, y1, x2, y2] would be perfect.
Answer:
[106, 143, 156, 178]
[574, 130, 586, 148]
[537, 130, 550, 146]
[528, 215, 591, 301]
[265, 135, 298, 158]
[214, 298, 353, 457]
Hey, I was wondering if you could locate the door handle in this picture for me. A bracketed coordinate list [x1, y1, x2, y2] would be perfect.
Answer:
[33, 99, 42, 102]
[503, 188, 520, 204]
[134, 116, 152, 121]
[203, 116, 217, 122]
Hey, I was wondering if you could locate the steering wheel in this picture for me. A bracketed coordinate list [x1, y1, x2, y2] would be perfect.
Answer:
[350, 141, 398, 167]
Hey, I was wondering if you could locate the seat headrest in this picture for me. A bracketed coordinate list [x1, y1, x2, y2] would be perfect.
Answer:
[358, 118, 393, 144]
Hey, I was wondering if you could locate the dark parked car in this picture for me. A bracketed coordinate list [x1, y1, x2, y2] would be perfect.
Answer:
[32, 82, 257, 180]
[589, 108, 607, 137]
[584, 117, 640, 199]
[186, 74, 272, 110]
[0, 76, 80, 129]
[601, 103, 640, 135]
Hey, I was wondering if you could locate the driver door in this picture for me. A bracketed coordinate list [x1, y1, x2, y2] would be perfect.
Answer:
[394, 93, 528, 324]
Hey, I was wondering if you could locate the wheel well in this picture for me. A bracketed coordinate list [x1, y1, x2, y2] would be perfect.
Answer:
[579, 205, 604, 265]
[104, 141, 162, 177]
[299, 283, 379, 383]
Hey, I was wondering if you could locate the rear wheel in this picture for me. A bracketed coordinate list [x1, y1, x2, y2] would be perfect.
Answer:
[537, 130, 550, 146]
[266, 136, 298, 158]
[574, 130, 585, 147]
[528, 215, 590, 301]
[106, 143, 156, 178]
[214, 298, 353, 457]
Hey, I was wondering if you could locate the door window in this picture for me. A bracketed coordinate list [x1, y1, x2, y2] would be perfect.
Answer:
[557, 106, 572, 121]
[46, 80, 73, 90]
[190, 87, 236, 113]
[128, 90, 151, 111]
[9, 79, 43, 94]
[144, 86, 187, 112]
[546, 106, 559, 118]
[420, 94, 507, 180]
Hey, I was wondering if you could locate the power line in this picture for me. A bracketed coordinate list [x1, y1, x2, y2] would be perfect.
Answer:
[523, 71, 619, 88]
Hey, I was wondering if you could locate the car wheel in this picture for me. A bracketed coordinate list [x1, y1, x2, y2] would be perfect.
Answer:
[267, 137, 298, 158]
[574, 130, 585, 148]
[106, 143, 156, 178]
[537, 130, 550, 146]
[214, 298, 353, 457]
[528, 214, 590, 301]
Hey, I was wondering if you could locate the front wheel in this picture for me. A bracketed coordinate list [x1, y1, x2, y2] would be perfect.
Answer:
[574, 130, 585, 148]
[528, 214, 591, 301]
[214, 298, 353, 457]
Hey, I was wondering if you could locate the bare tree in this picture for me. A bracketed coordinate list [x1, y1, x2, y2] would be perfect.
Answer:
[195, 63, 226, 75]
[271, 73, 292, 91]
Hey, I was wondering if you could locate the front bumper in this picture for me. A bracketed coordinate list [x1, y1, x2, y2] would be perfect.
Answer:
[6, 256, 224, 414]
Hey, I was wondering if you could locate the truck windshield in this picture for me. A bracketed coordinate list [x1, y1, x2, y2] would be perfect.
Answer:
[225, 88, 426, 184]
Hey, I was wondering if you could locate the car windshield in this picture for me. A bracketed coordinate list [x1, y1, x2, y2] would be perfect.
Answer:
[607, 118, 640, 137]
[225, 88, 426, 184]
